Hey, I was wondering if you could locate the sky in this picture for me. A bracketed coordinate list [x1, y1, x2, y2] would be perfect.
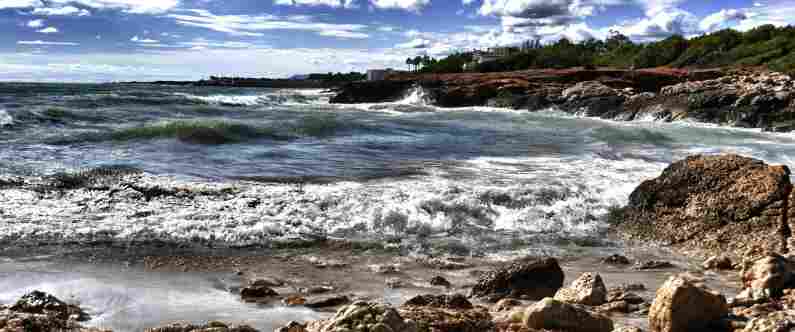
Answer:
[0, 0, 794, 82]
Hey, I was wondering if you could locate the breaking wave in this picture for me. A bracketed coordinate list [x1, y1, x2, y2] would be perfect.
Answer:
[0, 109, 12, 127]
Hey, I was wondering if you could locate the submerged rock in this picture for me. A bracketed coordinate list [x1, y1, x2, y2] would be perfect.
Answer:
[522, 297, 614, 332]
[617, 154, 794, 260]
[469, 257, 564, 301]
[648, 275, 728, 332]
[10, 290, 90, 322]
[554, 272, 608, 306]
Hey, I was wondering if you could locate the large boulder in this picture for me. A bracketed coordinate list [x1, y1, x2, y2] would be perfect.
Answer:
[616, 154, 794, 260]
[648, 275, 728, 332]
[469, 257, 564, 301]
[554, 272, 608, 306]
[740, 253, 795, 300]
[306, 301, 417, 332]
[522, 297, 614, 332]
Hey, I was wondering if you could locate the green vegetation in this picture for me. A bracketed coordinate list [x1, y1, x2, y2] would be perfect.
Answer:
[422, 25, 795, 74]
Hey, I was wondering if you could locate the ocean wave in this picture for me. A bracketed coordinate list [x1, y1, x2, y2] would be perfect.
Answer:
[0, 109, 12, 127]
[173, 91, 329, 107]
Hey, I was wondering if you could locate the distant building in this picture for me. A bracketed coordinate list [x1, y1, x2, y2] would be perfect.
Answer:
[463, 47, 520, 71]
[367, 69, 393, 81]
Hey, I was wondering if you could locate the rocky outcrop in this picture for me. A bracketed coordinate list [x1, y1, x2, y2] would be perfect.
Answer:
[616, 154, 794, 260]
[469, 257, 564, 301]
[648, 275, 728, 332]
[144, 321, 259, 332]
[522, 298, 614, 332]
[554, 272, 608, 306]
[739, 253, 795, 301]
[0, 291, 100, 332]
[330, 69, 795, 132]
[10, 291, 89, 322]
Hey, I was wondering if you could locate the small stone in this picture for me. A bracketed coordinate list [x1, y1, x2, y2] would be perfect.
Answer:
[602, 254, 631, 265]
[635, 261, 674, 270]
[240, 285, 278, 301]
[703, 255, 733, 270]
[305, 295, 351, 309]
[429, 276, 452, 288]
[554, 272, 608, 306]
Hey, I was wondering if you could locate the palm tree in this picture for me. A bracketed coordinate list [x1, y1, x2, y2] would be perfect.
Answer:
[406, 57, 412, 71]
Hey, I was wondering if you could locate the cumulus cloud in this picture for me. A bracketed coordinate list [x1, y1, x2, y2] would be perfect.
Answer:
[699, 9, 747, 32]
[167, 9, 370, 39]
[0, 0, 43, 9]
[611, 7, 698, 41]
[369, 0, 431, 13]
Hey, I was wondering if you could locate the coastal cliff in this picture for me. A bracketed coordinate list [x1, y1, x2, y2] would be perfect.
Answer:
[331, 68, 795, 131]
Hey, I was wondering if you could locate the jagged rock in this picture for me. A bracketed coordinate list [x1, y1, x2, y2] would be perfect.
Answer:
[554, 272, 608, 306]
[306, 301, 417, 332]
[429, 276, 452, 288]
[470, 257, 564, 301]
[741, 253, 795, 300]
[9, 291, 90, 322]
[602, 254, 631, 265]
[648, 275, 728, 332]
[704, 255, 734, 270]
[403, 294, 473, 310]
[607, 289, 645, 305]
[616, 154, 793, 261]
[522, 297, 614, 332]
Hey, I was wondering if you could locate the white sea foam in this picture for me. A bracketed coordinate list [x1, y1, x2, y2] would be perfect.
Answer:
[174, 90, 329, 106]
[0, 109, 13, 126]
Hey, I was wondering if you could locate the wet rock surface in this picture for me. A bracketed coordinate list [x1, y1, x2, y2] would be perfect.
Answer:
[616, 154, 794, 261]
[469, 257, 564, 301]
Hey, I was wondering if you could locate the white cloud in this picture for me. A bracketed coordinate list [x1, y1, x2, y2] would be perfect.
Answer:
[32, 6, 91, 16]
[396, 38, 431, 48]
[699, 9, 747, 32]
[0, 0, 42, 9]
[48, 0, 179, 14]
[131, 36, 160, 43]
[26, 19, 44, 28]
[609, 6, 698, 41]
[734, 1, 795, 31]
[36, 27, 59, 33]
[369, 0, 431, 13]
[17, 40, 79, 46]
[167, 9, 370, 39]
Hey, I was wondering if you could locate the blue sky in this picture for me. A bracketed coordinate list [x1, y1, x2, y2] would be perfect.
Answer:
[1, 0, 793, 81]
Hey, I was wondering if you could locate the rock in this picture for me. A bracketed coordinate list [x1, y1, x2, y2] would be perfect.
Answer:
[249, 277, 285, 288]
[602, 254, 631, 265]
[9, 290, 90, 322]
[283, 295, 307, 306]
[418, 257, 472, 270]
[330, 80, 416, 104]
[400, 296, 493, 332]
[634, 261, 675, 270]
[741, 253, 795, 300]
[492, 298, 522, 312]
[607, 290, 645, 305]
[470, 257, 564, 301]
[403, 294, 473, 310]
[648, 275, 729, 332]
[240, 284, 278, 302]
[429, 276, 452, 288]
[304, 295, 350, 309]
[369, 264, 400, 274]
[617, 154, 793, 260]
[144, 322, 259, 332]
[595, 300, 631, 314]
[307, 301, 417, 332]
[523, 297, 614, 332]
[703, 255, 734, 270]
[554, 272, 608, 306]
[741, 310, 795, 332]
[275, 321, 306, 332]
[385, 277, 404, 289]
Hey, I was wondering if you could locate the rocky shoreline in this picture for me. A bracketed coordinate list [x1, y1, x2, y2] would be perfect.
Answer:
[330, 69, 795, 132]
[3, 154, 795, 331]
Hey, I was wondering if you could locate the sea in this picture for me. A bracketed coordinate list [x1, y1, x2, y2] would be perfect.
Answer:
[1, 82, 794, 330]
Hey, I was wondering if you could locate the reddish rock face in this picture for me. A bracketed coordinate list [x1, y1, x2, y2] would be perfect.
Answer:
[617, 154, 793, 260]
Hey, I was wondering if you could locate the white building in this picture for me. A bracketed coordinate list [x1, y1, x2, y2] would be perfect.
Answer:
[367, 69, 390, 81]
